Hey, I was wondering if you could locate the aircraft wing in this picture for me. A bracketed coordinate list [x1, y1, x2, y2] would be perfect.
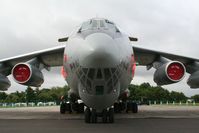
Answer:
[133, 46, 199, 88]
[133, 46, 199, 68]
[0, 45, 65, 76]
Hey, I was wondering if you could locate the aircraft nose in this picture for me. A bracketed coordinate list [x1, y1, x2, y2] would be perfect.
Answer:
[80, 33, 120, 68]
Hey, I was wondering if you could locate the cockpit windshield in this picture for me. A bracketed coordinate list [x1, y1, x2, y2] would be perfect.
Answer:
[78, 18, 120, 33]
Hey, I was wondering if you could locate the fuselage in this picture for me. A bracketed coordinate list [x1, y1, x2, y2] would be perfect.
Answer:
[63, 18, 134, 111]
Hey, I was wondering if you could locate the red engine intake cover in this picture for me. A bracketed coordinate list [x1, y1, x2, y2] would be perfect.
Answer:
[12, 64, 31, 83]
[166, 62, 185, 81]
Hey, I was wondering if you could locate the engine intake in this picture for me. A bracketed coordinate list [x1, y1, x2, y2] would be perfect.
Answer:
[0, 74, 11, 91]
[154, 61, 186, 85]
[187, 71, 199, 88]
[12, 63, 44, 87]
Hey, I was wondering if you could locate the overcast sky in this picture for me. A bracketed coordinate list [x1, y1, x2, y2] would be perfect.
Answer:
[1, 0, 199, 96]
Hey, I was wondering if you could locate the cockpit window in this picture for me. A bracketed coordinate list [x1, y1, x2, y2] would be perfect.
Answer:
[88, 68, 95, 79]
[92, 20, 98, 28]
[78, 19, 120, 33]
[100, 20, 105, 27]
[105, 19, 120, 32]
[96, 69, 103, 79]
[79, 20, 91, 32]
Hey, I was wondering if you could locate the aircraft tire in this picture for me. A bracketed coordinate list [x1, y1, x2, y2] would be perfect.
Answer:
[91, 109, 97, 123]
[108, 108, 114, 123]
[60, 103, 66, 114]
[102, 109, 108, 123]
[65, 103, 72, 113]
[126, 101, 132, 113]
[132, 102, 138, 113]
[78, 103, 84, 113]
[85, 107, 91, 123]
[114, 103, 120, 113]
[72, 102, 79, 112]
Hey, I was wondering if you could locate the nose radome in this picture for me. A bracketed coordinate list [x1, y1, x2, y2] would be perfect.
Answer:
[80, 33, 120, 68]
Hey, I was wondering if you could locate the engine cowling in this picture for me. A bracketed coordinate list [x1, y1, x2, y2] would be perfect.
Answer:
[154, 61, 186, 85]
[187, 71, 199, 88]
[12, 63, 44, 87]
[0, 74, 11, 91]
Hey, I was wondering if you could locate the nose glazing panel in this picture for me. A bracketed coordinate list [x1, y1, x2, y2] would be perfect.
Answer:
[76, 66, 122, 95]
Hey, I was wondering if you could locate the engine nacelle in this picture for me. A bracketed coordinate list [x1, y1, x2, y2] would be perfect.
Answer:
[154, 61, 186, 85]
[187, 71, 199, 88]
[12, 63, 44, 87]
[0, 74, 11, 91]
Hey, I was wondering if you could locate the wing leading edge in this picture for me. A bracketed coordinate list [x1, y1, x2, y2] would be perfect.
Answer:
[133, 46, 199, 66]
[0, 45, 65, 76]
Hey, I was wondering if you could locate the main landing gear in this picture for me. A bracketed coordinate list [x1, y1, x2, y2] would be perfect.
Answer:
[114, 101, 138, 113]
[60, 101, 84, 114]
[60, 99, 138, 123]
[126, 101, 138, 113]
[85, 107, 114, 123]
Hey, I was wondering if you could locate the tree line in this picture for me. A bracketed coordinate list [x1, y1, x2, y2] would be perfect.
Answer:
[0, 83, 199, 104]
[128, 83, 188, 103]
[0, 85, 69, 105]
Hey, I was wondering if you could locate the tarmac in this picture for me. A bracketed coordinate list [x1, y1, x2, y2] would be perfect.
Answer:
[0, 105, 199, 133]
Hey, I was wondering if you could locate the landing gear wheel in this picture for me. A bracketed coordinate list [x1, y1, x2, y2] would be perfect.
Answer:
[85, 107, 91, 123]
[108, 108, 114, 123]
[126, 102, 132, 113]
[72, 102, 79, 112]
[114, 103, 120, 113]
[132, 102, 138, 113]
[120, 102, 125, 111]
[78, 103, 84, 113]
[91, 109, 97, 123]
[60, 103, 66, 114]
[102, 109, 108, 123]
[65, 103, 72, 113]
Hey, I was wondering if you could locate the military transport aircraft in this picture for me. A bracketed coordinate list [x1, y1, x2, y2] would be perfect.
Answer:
[0, 18, 199, 123]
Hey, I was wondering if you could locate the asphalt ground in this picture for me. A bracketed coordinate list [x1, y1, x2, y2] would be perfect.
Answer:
[0, 105, 199, 133]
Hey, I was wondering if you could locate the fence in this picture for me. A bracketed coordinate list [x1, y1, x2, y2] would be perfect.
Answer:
[0, 102, 57, 108]
[149, 101, 197, 106]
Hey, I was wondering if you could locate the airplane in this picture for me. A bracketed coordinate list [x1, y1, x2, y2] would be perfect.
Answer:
[0, 18, 199, 123]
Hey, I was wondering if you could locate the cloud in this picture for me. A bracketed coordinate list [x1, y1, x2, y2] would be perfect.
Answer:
[1, 0, 199, 96]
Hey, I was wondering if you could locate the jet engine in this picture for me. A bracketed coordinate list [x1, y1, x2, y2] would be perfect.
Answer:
[12, 63, 44, 87]
[187, 71, 199, 88]
[0, 74, 11, 91]
[154, 61, 186, 85]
